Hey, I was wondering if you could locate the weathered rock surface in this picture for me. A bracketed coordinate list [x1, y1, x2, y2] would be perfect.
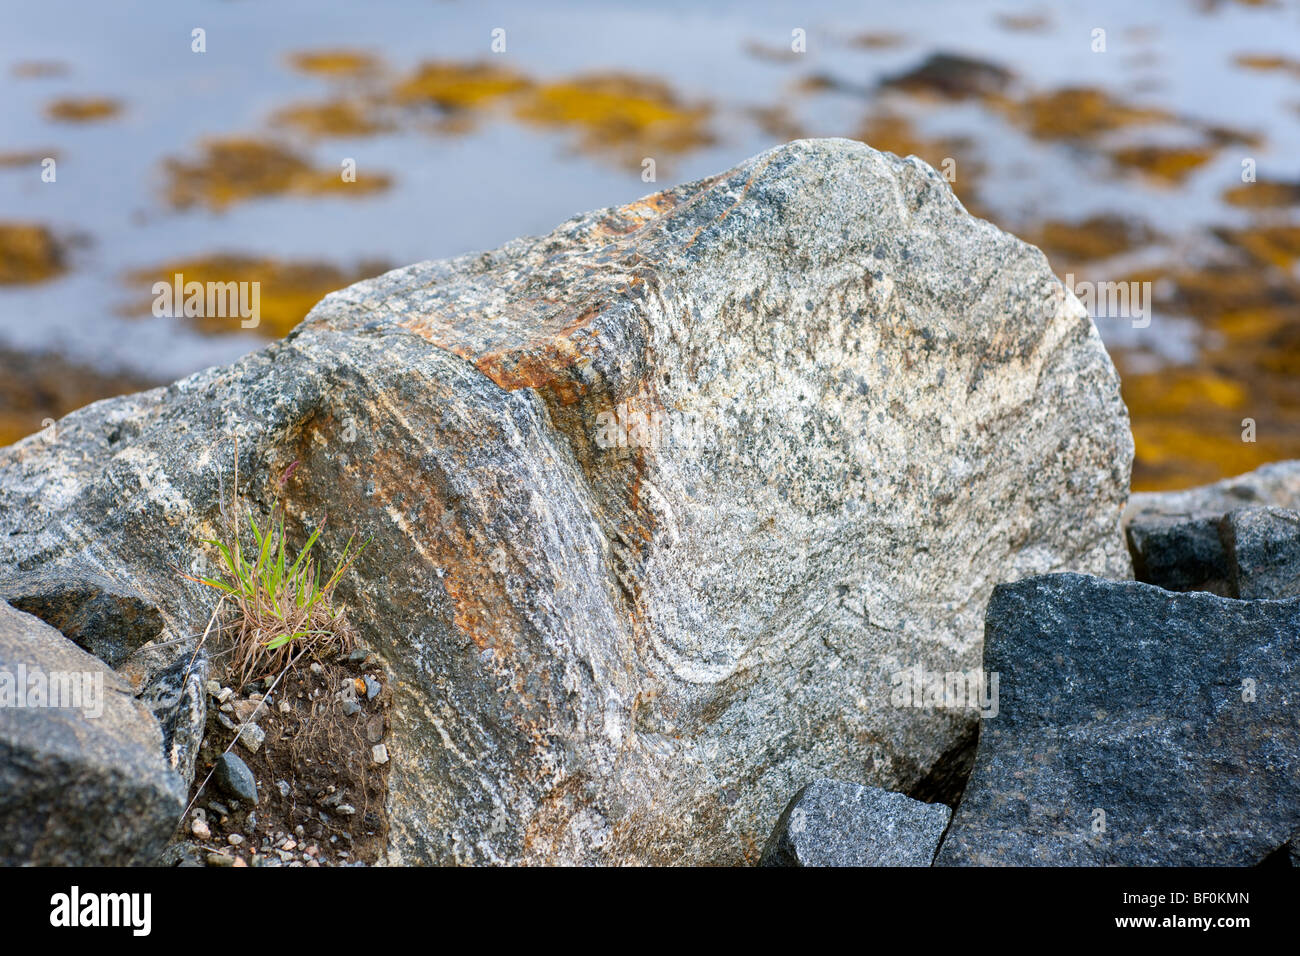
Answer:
[1126, 460, 1300, 526]
[0, 564, 207, 783]
[1221, 507, 1300, 600]
[0, 601, 186, 865]
[760, 779, 950, 866]
[0, 139, 1132, 864]
[1126, 494, 1300, 600]
[0, 566, 162, 667]
[1126, 511, 1232, 594]
[936, 573, 1300, 866]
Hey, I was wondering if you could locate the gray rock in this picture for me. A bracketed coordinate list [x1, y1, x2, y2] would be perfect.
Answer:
[936, 573, 1300, 866]
[118, 637, 207, 783]
[1126, 512, 1232, 594]
[1221, 507, 1300, 600]
[0, 139, 1132, 863]
[237, 722, 265, 754]
[156, 841, 205, 867]
[0, 566, 162, 668]
[1126, 460, 1300, 526]
[1125, 497, 1300, 601]
[0, 601, 185, 865]
[363, 675, 380, 701]
[761, 780, 950, 867]
[213, 752, 259, 805]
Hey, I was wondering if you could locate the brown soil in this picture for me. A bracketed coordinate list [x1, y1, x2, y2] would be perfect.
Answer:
[182, 652, 392, 867]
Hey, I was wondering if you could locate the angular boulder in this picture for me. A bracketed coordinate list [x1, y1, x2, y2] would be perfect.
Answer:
[0, 601, 186, 865]
[0, 566, 163, 668]
[936, 573, 1300, 866]
[0, 139, 1132, 863]
[760, 779, 950, 866]
[1221, 507, 1300, 600]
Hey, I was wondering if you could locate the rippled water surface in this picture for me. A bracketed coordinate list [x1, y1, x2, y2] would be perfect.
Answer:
[3, 0, 1299, 488]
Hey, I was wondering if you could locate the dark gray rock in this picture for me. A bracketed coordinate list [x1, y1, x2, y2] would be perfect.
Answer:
[0, 566, 162, 668]
[936, 573, 1300, 866]
[0, 601, 185, 865]
[761, 779, 950, 867]
[1221, 507, 1300, 600]
[1126, 512, 1231, 594]
[213, 752, 259, 805]
[118, 638, 207, 783]
[1125, 500, 1300, 601]
[1124, 461, 1300, 595]
[156, 841, 205, 867]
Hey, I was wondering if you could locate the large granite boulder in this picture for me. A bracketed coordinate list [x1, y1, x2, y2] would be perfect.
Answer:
[936, 573, 1300, 866]
[0, 601, 187, 865]
[0, 139, 1132, 863]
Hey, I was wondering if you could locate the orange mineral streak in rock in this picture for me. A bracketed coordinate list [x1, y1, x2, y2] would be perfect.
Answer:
[397, 187, 692, 399]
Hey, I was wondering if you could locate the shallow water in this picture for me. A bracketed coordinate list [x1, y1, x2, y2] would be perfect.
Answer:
[2, 0, 1298, 488]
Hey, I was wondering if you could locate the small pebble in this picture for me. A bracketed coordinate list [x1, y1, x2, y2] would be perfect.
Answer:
[372, 743, 389, 765]
[279, 700, 291, 714]
[212, 753, 258, 804]
[363, 675, 381, 700]
[191, 817, 211, 840]
[207, 852, 235, 867]
[337, 804, 356, 816]
[341, 699, 361, 717]
[227, 834, 245, 846]
[238, 722, 266, 754]
[277, 780, 291, 799]
[310, 662, 323, 676]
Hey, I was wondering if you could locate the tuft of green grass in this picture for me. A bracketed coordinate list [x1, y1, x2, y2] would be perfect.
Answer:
[194, 501, 369, 688]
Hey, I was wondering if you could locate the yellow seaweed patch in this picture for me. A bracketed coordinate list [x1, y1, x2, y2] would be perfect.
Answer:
[0, 150, 57, 168]
[394, 61, 530, 110]
[1002, 87, 1170, 140]
[1216, 224, 1300, 269]
[287, 49, 381, 76]
[1027, 214, 1160, 264]
[123, 255, 389, 339]
[0, 348, 158, 448]
[1232, 52, 1300, 76]
[513, 73, 714, 159]
[0, 223, 65, 284]
[1120, 364, 1276, 490]
[45, 97, 121, 122]
[1109, 144, 1214, 184]
[163, 138, 391, 210]
[1222, 179, 1300, 208]
[270, 99, 391, 138]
